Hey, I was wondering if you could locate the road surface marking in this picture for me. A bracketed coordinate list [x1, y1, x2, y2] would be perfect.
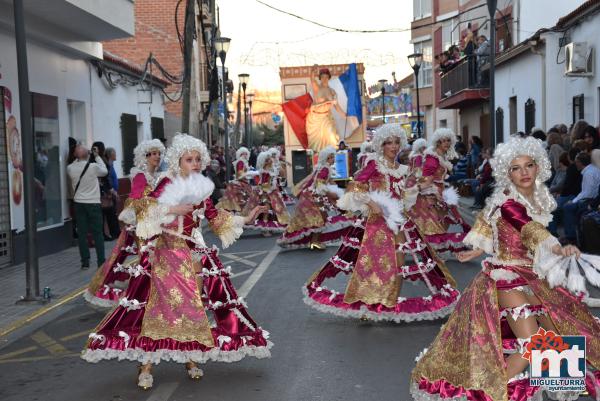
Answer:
[237, 246, 280, 298]
[0, 345, 38, 360]
[230, 269, 252, 278]
[0, 352, 78, 364]
[222, 254, 258, 267]
[0, 286, 85, 338]
[145, 382, 179, 401]
[31, 330, 68, 355]
[60, 329, 93, 342]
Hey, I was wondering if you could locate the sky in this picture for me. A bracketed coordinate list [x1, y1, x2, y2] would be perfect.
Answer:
[217, 0, 415, 93]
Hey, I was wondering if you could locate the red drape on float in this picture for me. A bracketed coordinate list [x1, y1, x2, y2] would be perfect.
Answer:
[282, 93, 313, 149]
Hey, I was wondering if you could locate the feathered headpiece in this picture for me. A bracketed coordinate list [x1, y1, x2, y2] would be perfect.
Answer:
[165, 133, 210, 175]
[318, 146, 337, 166]
[427, 128, 458, 160]
[236, 147, 250, 160]
[256, 151, 272, 171]
[372, 123, 408, 155]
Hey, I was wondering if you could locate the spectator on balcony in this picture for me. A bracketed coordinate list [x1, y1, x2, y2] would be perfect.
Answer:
[546, 130, 565, 173]
[561, 151, 600, 244]
[583, 125, 600, 150]
[449, 45, 461, 62]
[462, 28, 475, 56]
[474, 35, 490, 85]
[436, 52, 451, 74]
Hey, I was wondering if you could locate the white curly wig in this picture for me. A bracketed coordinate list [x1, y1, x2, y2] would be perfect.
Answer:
[412, 138, 427, 153]
[318, 146, 337, 166]
[256, 151, 273, 171]
[236, 147, 250, 160]
[165, 133, 210, 175]
[132, 139, 165, 172]
[486, 135, 556, 217]
[372, 123, 408, 155]
[428, 128, 459, 160]
[359, 141, 373, 154]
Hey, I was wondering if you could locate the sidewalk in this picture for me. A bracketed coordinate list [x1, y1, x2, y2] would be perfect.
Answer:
[0, 241, 115, 337]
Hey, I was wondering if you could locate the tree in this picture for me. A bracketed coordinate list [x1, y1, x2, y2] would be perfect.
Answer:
[256, 123, 283, 147]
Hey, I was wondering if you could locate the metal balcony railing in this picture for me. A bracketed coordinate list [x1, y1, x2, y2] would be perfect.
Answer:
[440, 55, 489, 99]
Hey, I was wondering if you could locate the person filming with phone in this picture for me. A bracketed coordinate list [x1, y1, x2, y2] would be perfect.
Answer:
[67, 144, 108, 269]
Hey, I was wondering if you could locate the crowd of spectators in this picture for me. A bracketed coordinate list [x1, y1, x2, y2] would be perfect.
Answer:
[452, 120, 600, 253]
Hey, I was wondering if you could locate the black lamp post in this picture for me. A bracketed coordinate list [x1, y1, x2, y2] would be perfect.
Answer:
[247, 92, 254, 148]
[408, 52, 424, 138]
[378, 79, 388, 123]
[238, 73, 249, 146]
[215, 36, 231, 180]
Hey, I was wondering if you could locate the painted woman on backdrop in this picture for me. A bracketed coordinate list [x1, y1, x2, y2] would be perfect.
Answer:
[82, 134, 272, 390]
[84, 139, 165, 308]
[277, 146, 353, 250]
[216, 147, 257, 214]
[306, 66, 346, 152]
[405, 129, 470, 256]
[303, 123, 460, 322]
[411, 135, 600, 401]
[243, 151, 290, 236]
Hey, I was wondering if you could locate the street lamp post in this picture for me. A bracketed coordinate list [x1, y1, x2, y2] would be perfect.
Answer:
[215, 36, 231, 181]
[238, 73, 249, 146]
[408, 52, 424, 138]
[378, 79, 387, 123]
[247, 92, 255, 148]
[487, 0, 498, 147]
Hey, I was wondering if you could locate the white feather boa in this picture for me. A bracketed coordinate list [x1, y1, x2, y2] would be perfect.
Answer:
[442, 187, 459, 206]
[323, 184, 345, 198]
[368, 191, 406, 234]
[158, 173, 215, 206]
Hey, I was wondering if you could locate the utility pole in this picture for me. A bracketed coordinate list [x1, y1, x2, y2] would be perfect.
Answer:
[181, 0, 195, 134]
[13, 0, 41, 302]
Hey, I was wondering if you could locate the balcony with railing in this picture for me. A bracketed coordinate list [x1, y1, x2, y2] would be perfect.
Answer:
[438, 55, 490, 109]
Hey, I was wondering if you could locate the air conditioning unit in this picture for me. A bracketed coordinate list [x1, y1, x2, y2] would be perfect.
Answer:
[565, 42, 594, 77]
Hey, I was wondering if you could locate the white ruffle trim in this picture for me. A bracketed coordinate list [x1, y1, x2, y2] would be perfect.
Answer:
[442, 187, 459, 206]
[500, 303, 546, 321]
[409, 381, 547, 401]
[81, 339, 273, 365]
[276, 219, 353, 246]
[118, 207, 136, 225]
[83, 290, 119, 309]
[337, 192, 370, 215]
[302, 287, 458, 323]
[463, 231, 493, 255]
[136, 203, 170, 240]
[489, 268, 521, 282]
[219, 215, 245, 249]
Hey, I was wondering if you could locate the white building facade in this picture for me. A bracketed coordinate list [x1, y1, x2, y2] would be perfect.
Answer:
[0, 0, 166, 266]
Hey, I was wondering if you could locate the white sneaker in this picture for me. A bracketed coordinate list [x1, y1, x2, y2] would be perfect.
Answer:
[187, 366, 204, 380]
[137, 371, 153, 390]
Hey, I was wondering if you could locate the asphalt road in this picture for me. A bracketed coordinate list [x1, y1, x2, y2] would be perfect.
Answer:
[0, 227, 598, 401]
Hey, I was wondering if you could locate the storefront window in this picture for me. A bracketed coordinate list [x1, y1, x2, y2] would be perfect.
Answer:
[31, 92, 62, 228]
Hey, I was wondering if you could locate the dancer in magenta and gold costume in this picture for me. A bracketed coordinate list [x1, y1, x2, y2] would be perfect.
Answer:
[216, 147, 257, 213]
[243, 151, 290, 235]
[83, 139, 165, 308]
[357, 140, 374, 169]
[303, 123, 460, 322]
[405, 128, 470, 256]
[82, 134, 272, 390]
[269, 147, 295, 205]
[411, 135, 600, 401]
[277, 146, 353, 250]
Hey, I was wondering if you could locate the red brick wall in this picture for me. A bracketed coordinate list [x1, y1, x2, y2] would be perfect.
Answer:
[103, 0, 185, 117]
